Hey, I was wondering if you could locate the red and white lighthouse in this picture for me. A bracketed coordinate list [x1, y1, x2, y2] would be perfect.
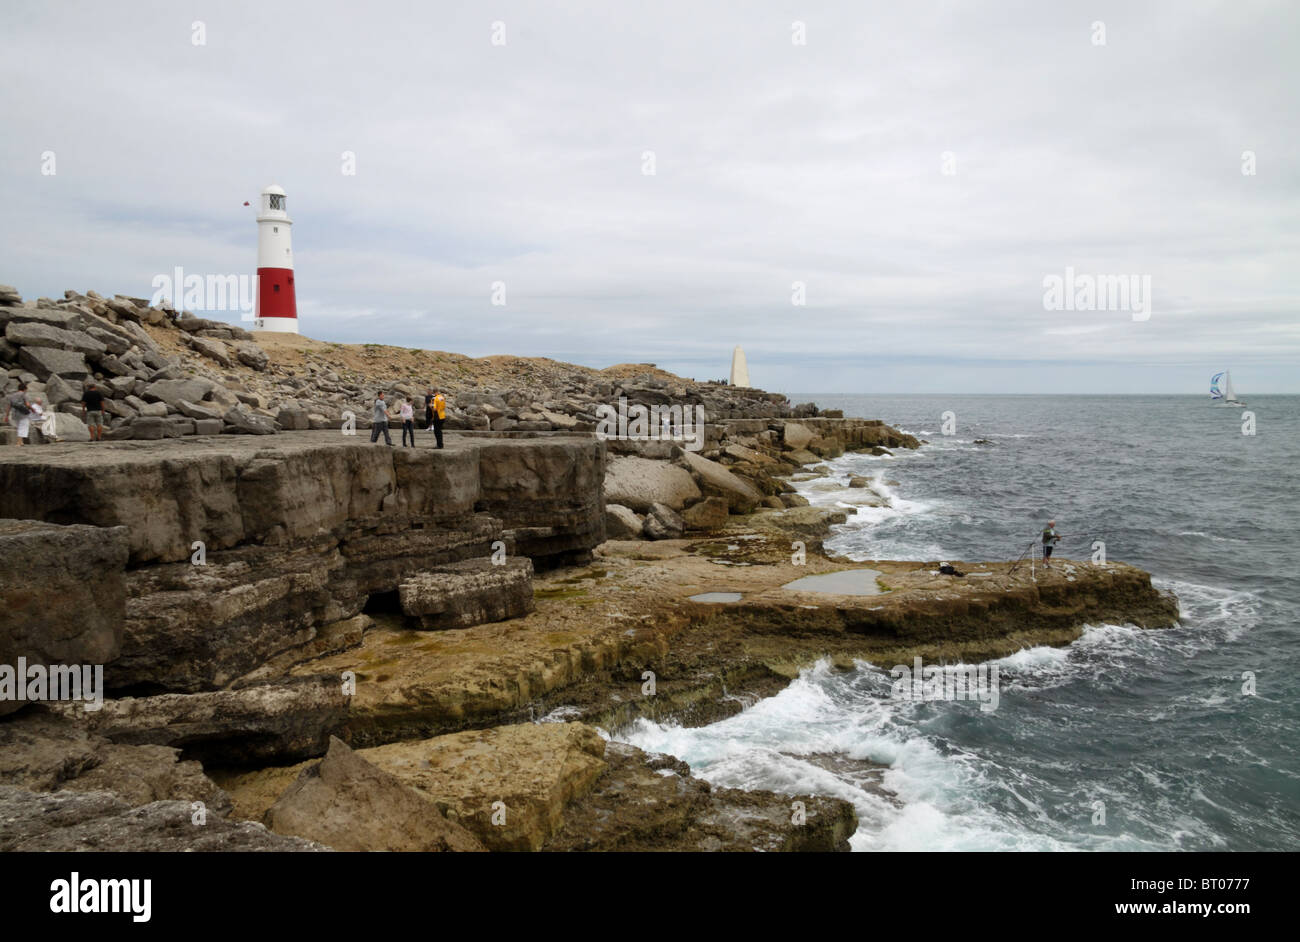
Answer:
[254, 183, 297, 333]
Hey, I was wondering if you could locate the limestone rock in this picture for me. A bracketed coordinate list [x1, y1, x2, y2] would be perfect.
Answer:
[0, 520, 129, 716]
[129, 416, 166, 440]
[265, 737, 486, 852]
[604, 504, 643, 540]
[782, 422, 815, 450]
[175, 399, 223, 421]
[603, 455, 701, 513]
[222, 407, 277, 434]
[4, 321, 106, 357]
[0, 306, 84, 331]
[361, 723, 608, 852]
[188, 336, 231, 368]
[544, 741, 857, 852]
[18, 345, 88, 379]
[0, 713, 230, 813]
[45, 412, 90, 442]
[643, 501, 684, 540]
[141, 378, 211, 407]
[0, 786, 327, 852]
[679, 450, 762, 513]
[398, 558, 534, 630]
[85, 325, 132, 355]
[44, 373, 81, 406]
[45, 675, 353, 766]
[233, 341, 268, 371]
[682, 496, 729, 531]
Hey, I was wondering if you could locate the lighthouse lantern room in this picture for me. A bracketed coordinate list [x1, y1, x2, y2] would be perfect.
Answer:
[254, 183, 298, 333]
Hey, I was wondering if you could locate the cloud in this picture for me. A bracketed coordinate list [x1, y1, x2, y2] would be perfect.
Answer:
[0, 0, 1296, 392]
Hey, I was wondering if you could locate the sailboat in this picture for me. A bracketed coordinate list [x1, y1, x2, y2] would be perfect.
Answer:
[1210, 370, 1245, 407]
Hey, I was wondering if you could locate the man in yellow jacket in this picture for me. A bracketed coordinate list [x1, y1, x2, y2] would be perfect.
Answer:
[426, 388, 446, 449]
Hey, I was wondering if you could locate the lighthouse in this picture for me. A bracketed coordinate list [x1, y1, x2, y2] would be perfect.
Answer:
[254, 183, 297, 333]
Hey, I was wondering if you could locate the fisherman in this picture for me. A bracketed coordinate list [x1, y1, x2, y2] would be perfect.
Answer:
[1041, 520, 1062, 568]
[429, 388, 446, 449]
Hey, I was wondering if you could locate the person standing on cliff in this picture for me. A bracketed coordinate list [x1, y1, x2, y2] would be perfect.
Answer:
[430, 388, 446, 449]
[399, 397, 416, 447]
[4, 384, 33, 446]
[1041, 520, 1061, 568]
[82, 380, 106, 442]
[370, 392, 393, 446]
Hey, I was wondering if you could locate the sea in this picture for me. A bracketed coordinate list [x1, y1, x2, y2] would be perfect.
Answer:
[618, 395, 1300, 851]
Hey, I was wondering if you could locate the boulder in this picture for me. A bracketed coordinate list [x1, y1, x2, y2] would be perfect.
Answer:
[44, 373, 81, 406]
[679, 450, 762, 513]
[360, 723, 608, 852]
[222, 407, 277, 435]
[189, 336, 231, 368]
[117, 319, 160, 354]
[233, 341, 269, 371]
[95, 354, 132, 377]
[129, 416, 166, 440]
[193, 418, 224, 436]
[85, 325, 132, 355]
[781, 422, 815, 450]
[603, 455, 701, 513]
[0, 306, 84, 331]
[604, 504, 643, 540]
[265, 737, 486, 852]
[17, 345, 88, 379]
[175, 399, 224, 421]
[643, 502, 684, 540]
[45, 412, 91, 442]
[4, 321, 105, 358]
[129, 398, 168, 417]
[682, 496, 730, 530]
[141, 378, 211, 407]
[275, 408, 309, 431]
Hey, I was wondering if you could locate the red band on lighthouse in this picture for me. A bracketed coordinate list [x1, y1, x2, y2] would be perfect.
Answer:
[253, 183, 298, 333]
[257, 268, 296, 317]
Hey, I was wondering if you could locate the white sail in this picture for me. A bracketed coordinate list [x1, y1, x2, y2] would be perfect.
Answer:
[1211, 369, 1244, 406]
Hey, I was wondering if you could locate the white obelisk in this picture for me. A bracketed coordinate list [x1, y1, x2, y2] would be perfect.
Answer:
[729, 345, 750, 387]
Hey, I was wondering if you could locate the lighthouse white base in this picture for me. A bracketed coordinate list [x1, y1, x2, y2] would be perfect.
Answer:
[252, 317, 299, 334]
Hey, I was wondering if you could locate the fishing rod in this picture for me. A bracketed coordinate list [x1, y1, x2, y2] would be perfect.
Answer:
[1007, 538, 1040, 575]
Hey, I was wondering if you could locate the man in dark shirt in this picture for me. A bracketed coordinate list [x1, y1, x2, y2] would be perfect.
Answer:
[82, 382, 106, 442]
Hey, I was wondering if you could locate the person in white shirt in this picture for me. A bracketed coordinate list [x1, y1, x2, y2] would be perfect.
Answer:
[399, 397, 416, 447]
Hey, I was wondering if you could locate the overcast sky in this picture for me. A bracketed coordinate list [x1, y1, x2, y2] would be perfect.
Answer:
[2, 0, 1296, 393]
